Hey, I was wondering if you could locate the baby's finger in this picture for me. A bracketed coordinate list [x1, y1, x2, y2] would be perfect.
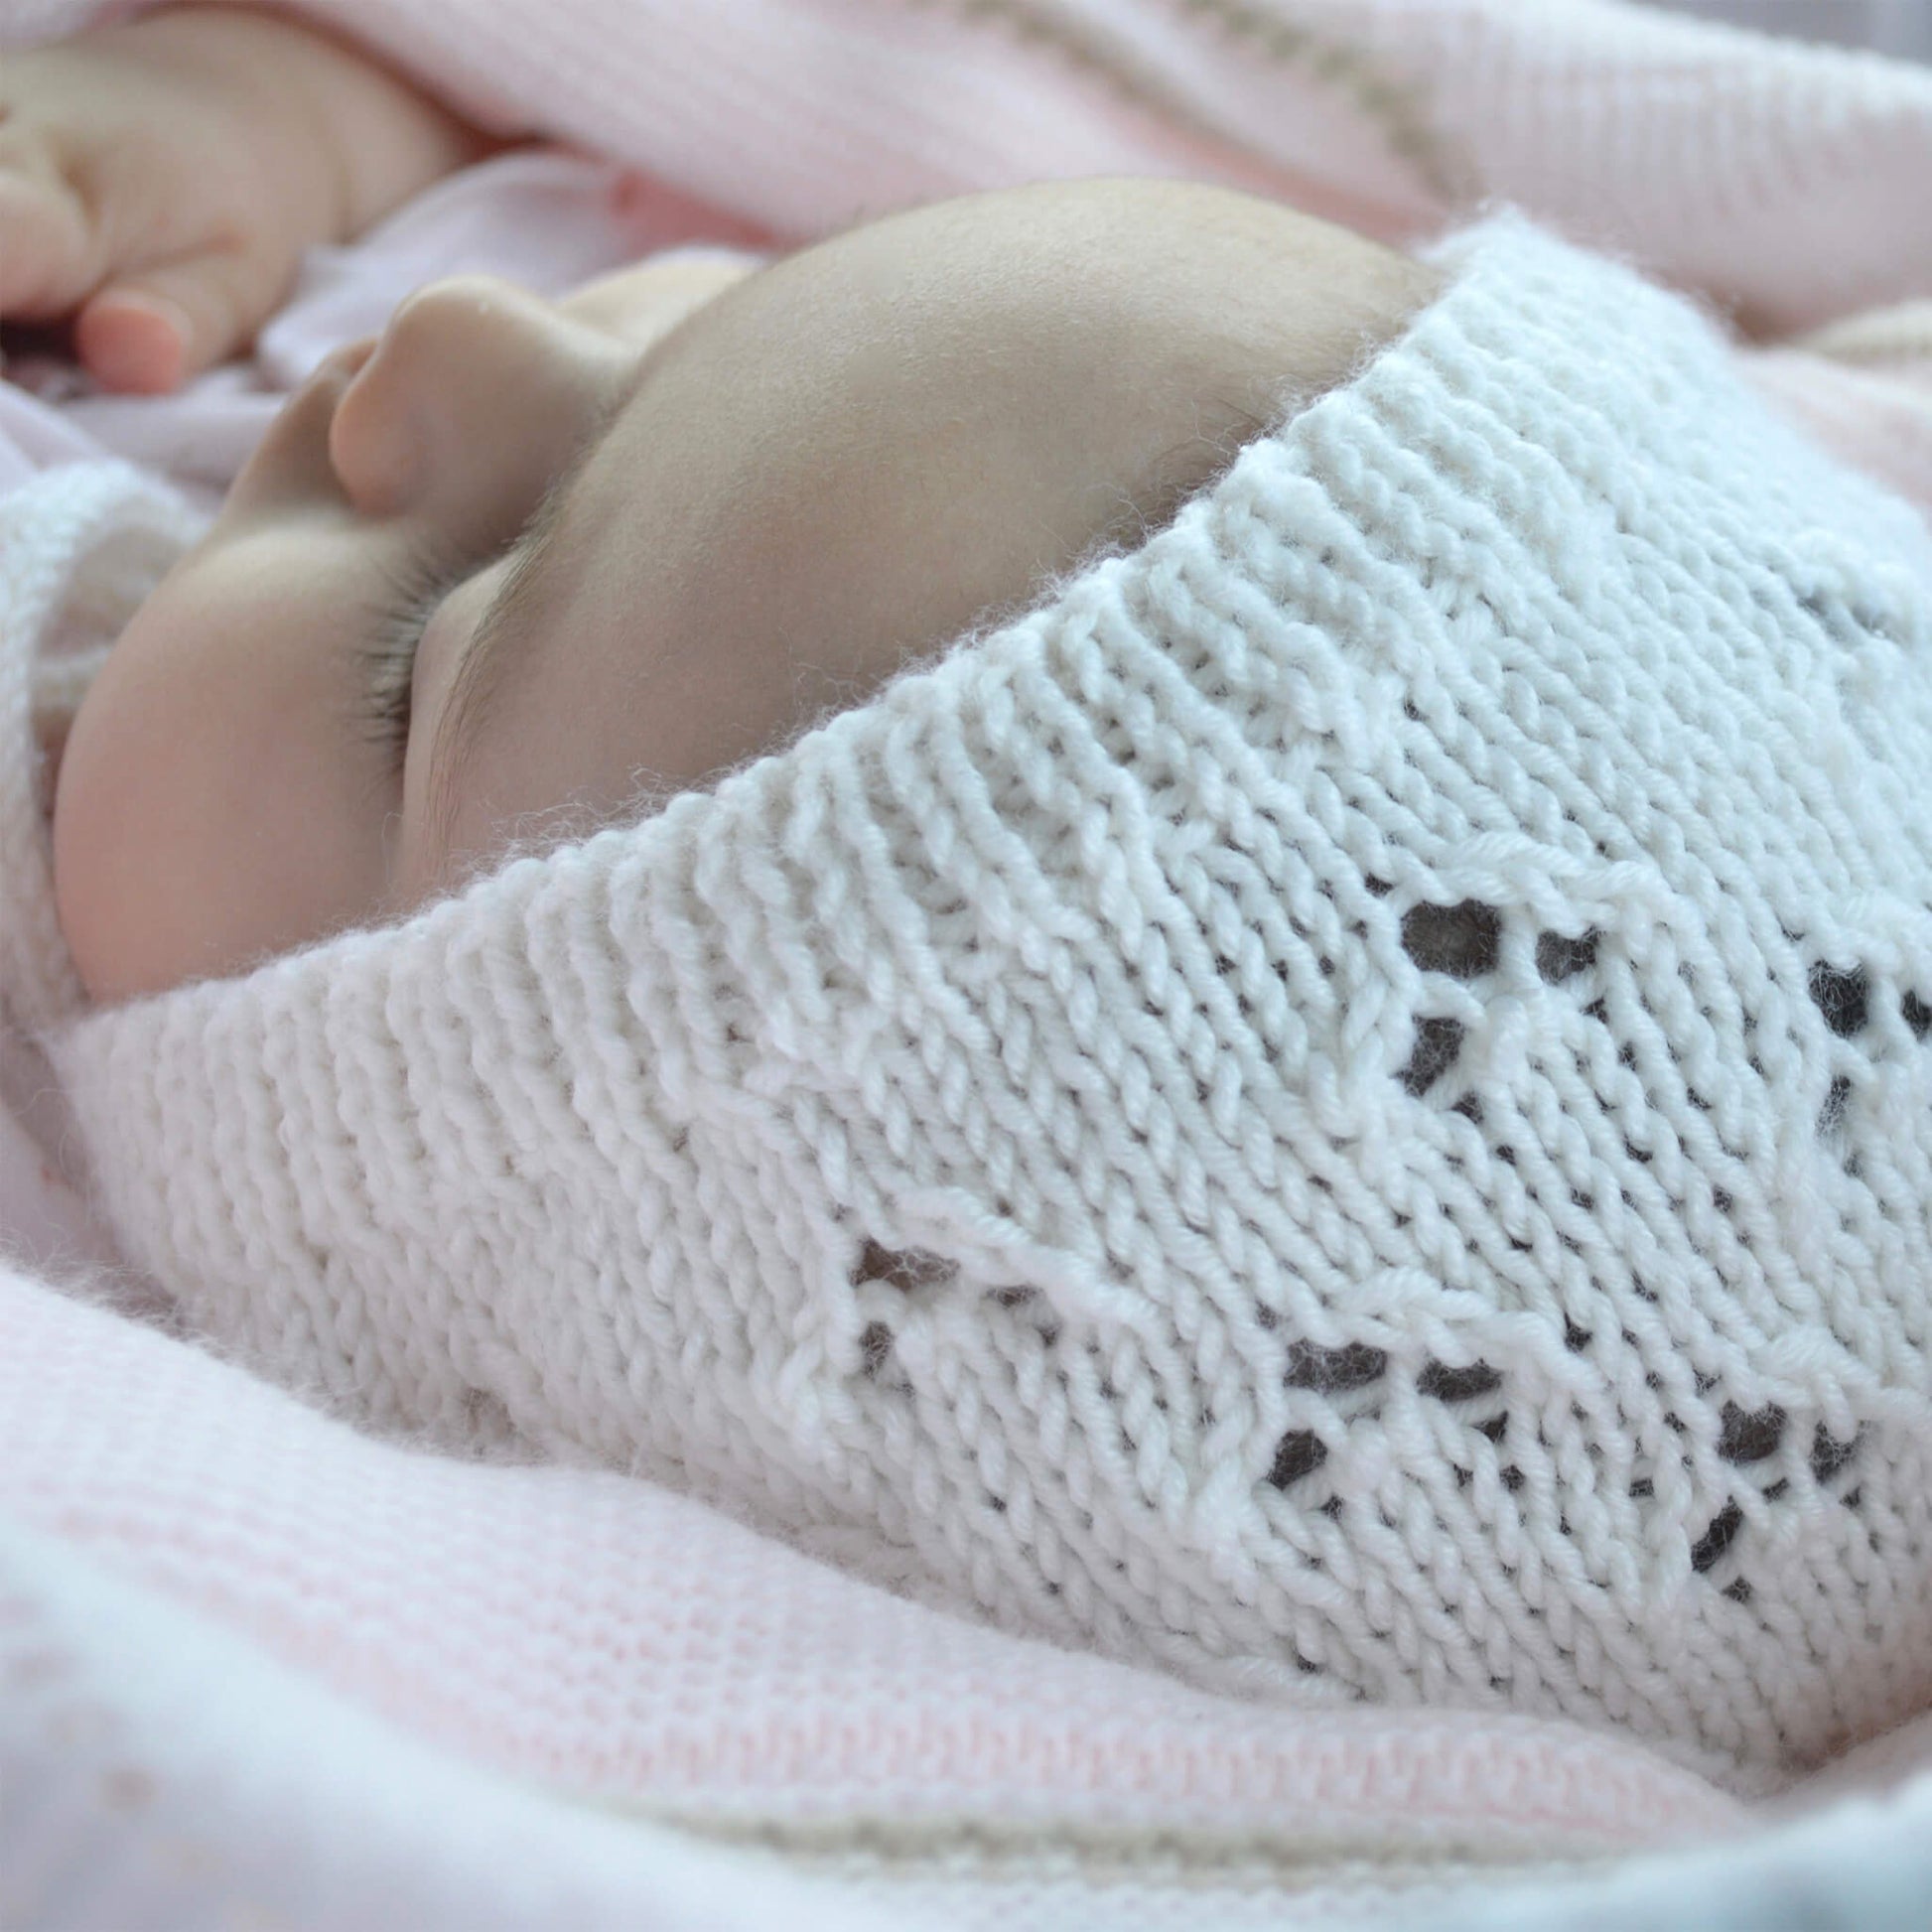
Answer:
[74, 246, 274, 394]
[0, 154, 93, 318]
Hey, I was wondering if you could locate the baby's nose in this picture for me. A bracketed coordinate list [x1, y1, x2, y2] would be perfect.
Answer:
[328, 276, 620, 530]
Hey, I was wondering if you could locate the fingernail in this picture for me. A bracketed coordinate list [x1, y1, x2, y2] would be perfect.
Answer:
[83, 292, 193, 394]
[106, 291, 194, 357]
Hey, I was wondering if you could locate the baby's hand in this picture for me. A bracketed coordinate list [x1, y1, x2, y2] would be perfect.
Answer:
[0, 5, 495, 394]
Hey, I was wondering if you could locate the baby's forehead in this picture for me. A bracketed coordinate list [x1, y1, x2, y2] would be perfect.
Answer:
[430, 186, 1435, 885]
[586, 186, 1421, 558]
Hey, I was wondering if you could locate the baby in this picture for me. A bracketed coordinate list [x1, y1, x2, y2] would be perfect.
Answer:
[9, 1, 1932, 1802]
[3, 6, 1435, 1001]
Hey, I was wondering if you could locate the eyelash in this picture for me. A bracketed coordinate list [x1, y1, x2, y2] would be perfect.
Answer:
[357, 545, 468, 770]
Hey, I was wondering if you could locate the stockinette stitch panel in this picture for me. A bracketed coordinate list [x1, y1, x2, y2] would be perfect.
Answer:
[43, 211, 1932, 1793]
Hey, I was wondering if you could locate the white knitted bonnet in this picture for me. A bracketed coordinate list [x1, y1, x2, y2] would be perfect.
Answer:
[13, 210, 1932, 1796]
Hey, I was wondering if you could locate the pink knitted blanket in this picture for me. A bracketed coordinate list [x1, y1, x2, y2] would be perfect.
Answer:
[5, 4, 1932, 1928]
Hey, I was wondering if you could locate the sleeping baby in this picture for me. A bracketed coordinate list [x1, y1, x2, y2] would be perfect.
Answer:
[7, 2, 1932, 1798]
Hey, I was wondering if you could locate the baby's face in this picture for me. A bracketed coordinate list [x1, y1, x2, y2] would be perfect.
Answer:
[51, 179, 1437, 1003]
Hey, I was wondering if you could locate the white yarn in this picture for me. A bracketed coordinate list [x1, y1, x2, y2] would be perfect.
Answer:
[11, 210, 1932, 1795]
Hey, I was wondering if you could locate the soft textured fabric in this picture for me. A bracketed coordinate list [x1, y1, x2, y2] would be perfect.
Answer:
[15, 0, 1932, 337]
[0, 1262, 1743, 1932]
[19, 0, 1932, 336]
[18, 209, 1932, 1801]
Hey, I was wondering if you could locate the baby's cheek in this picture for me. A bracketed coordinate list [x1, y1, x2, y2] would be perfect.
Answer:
[53, 632, 207, 1005]
[53, 588, 394, 1003]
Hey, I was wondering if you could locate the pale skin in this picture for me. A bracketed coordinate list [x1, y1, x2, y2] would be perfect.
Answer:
[2, 6, 1441, 1005]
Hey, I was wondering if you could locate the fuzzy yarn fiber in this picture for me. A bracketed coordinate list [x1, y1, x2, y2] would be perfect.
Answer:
[24, 211, 1932, 1794]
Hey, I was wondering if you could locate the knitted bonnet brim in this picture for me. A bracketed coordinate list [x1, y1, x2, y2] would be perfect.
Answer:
[43, 209, 1932, 1794]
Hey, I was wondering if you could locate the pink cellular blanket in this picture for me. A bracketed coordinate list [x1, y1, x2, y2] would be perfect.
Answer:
[5, 4, 1932, 1929]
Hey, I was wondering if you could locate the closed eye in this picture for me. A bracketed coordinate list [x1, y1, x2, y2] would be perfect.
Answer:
[356, 546, 470, 772]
